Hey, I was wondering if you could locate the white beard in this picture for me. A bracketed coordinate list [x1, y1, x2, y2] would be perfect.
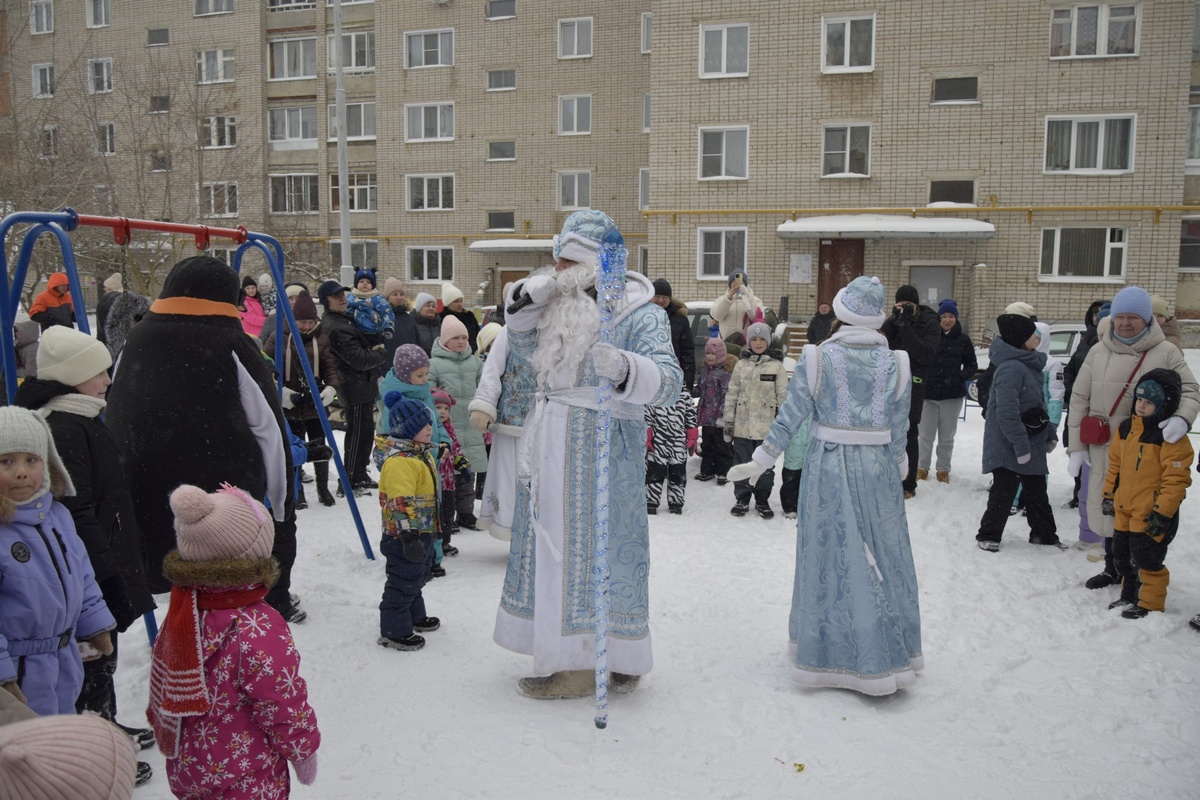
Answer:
[532, 264, 600, 391]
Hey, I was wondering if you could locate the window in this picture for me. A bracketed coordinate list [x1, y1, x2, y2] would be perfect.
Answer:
[270, 0, 316, 8]
[639, 246, 649, 274]
[639, 168, 650, 210]
[38, 126, 57, 159]
[1044, 115, 1134, 173]
[329, 31, 375, 73]
[270, 106, 317, 148]
[32, 64, 54, 98]
[150, 94, 170, 113]
[641, 12, 652, 53]
[558, 171, 590, 209]
[328, 102, 376, 140]
[94, 122, 115, 156]
[200, 116, 236, 148]
[1188, 102, 1200, 169]
[700, 24, 749, 77]
[147, 28, 169, 46]
[149, 150, 171, 172]
[929, 180, 975, 204]
[1050, 4, 1138, 58]
[405, 29, 451, 68]
[405, 103, 454, 142]
[822, 14, 875, 72]
[822, 124, 870, 177]
[487, 211, 514, 231]
[194, 0, 232, 15]
[932, 77, 978, 104]
[697, 228, 746, 279]
[31, 0, 52, 34]
[643, 94, 651, 132]
[407, 174, 454, 211]
[1180, 219, 1200, 269]
[329, 240, 377, 270]
[200, 182, 238, 217]
[1040, 227, 1126, 279]
[92, 185, 115, 215]
[86, 0, 109, 28]
[487, 69, 516, 91]
[331, 172, 378, 212]
[270, 174, 319, 214]
[559, 95, 591, 135]
[88, 58, 113, 94]
[487, 140, 515, 161]
[558, 17, 592, 59]
[196, 49, 235, 83]
[486, 0, 514, 19]
[698, 126, 749, 180]
[409, 247, 453, 281]
[270, 38, 316, 80]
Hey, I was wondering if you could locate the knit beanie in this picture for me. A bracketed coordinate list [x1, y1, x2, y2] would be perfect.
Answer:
[37, 326, 113, 386]
[413, 292, 437, 313]
[440, 314, 468, 347]
[997, 313, 1038, 349]
[170, 483, 274, 563]
[392, 344, 430, 383]
[1096, 302, 1112, 324]
[292, 291, 318, 322]
[895, 285, 920, 305]
[652, 278, 672, 298]
[1003, 301, 1036, 319]
[704, 337, 727, 358]
[385, 392, 433, 440]
[0, 714, 138, 800]
[727, 269, 749, 288]
[1110, 286, 1152, 323]
[1151, 294, 1169, 319]
[746, 322, 772, 342]
[476, 322, 502, 355]
[833, 275, 887, 328]
[1135, 379, 1165, 412]
[257, 273, 274, 290]
[103, 273, 124, 292]
[441, 283, 465, 306]
[553, 209, 621, 268]
[241, 275, 258, 291]
[354, 268, 376, 289]
[431, 388, 455, 407]
[284, 283, 307, 300]
[937, 299, 959, 318]
[383, 277, 405, 299]
[0, 407, 74, 500]
[158, 256, 240, 305]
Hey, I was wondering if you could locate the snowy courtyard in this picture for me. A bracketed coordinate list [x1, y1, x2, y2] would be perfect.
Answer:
[117, 361, 1200, 800]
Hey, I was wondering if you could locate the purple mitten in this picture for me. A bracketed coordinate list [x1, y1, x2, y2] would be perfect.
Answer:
[293, 754, 318, 786]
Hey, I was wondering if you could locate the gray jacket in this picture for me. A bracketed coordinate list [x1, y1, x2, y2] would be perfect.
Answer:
[982, 339, 1050, 475]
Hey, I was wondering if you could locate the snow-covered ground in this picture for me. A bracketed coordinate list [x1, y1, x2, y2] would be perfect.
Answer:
[118, 356, 1200, 800]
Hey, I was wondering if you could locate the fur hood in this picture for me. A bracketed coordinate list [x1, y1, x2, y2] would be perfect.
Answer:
[161, 550, 279, 590]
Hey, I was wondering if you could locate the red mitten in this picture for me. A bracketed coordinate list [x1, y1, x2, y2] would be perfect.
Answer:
[646, 428, 654, 451]
[686, 428, 699, 454]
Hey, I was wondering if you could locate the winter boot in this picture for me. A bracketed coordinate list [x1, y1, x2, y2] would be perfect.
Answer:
[517, 669, 593, 699]
[299, 466, 313, 484]
[413, 616, 441, 632]
[117, 723, 156, 751]
[716, 475, 729, 486]
[1121, 605, 1151, 619]
[647, 505, 658, 515]
[668, 505, 683, 515]
[756, 504, 774, 520]
[1085, 569, 1119, 589]
[915, 468, 929, 481]
[784, 511, 798, 520]
[611, 672, 641, 694]
[135, 762, 153, 787]
[279, 603, 308, 624]
[430, 563, 447, 578]
[1189, 614, 1200, 631]
[315, 462, 335, 506]
[378, 634, 426, 651]
[694, 473, 714, 482]
[936, 470, 950, 484]
[294, 487, 308, 510]
[977, 540, 1000, 552]
[730, 501, 749, 517]
[317, 486, 336, 506]
[459, 513, 479, 530]
[442, 544, 460, 557]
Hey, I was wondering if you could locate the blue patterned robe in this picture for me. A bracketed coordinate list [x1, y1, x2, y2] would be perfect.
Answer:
[759, 327, 924, 695]
[492, 271, 682, 675]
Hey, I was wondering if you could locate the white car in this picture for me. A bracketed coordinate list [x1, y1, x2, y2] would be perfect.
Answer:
[967, 320, 1087, 402]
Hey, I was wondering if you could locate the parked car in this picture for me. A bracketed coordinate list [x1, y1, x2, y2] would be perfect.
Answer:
[967, 320, 1087, 402]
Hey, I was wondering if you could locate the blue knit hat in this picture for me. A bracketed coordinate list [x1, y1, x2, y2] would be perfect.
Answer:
[937, 299, 959, 318]
[1110, 286, 1152, 323]
[1096, 302, 1112, 323]
[833, 276, 887, 328]
[385, 392, 432, 440]
[354, 268, 376, 289]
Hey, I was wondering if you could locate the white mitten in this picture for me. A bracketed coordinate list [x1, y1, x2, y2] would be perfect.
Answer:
[727, 446, 774, 483]
[592, 343, 629, 383]
[898, 455, 909, 478]
[520, 275, 559, 307]
[282, 389, 298, 410]
[320, 386, 336, 407]
[1067, 449, 1090, 477]
[1159, 415, 1190, 443]
[470, 410, 494, 434]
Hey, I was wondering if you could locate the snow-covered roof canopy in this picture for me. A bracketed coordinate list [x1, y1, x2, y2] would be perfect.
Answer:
[776, 214, 996, 240]
[467, 238, 555, 252]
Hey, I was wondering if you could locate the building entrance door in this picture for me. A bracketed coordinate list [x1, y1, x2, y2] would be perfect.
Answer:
[817, 239, 864, 306]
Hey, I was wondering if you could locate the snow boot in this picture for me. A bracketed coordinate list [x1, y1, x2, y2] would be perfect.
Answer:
[1085, 570, 1119, 589]
[135, 762, 153, 787]
[430, 563, 446, 578]
[977, 540, 1000, 552]
[1189, 614, 1200, 631]
[294, 488, 308, 510]
[668, 505, 683, 515]
[317, 486, 336, 506]
[694, 473, 714, 482]
[442, 544, 459, 557]
[378, 634, 425, 651]
[784, 511, 798, 520]
[517, 669, 593, 699]
[413, 616, 441, 632]
[730, 502, 748, 517]
[937, 470, 950, 484]
[646, 505, 657, 515]
[611, 672, 641, 694]
[756, 504, 774, 520]
[915, 468, 929, 481]
[279, 603, 308, 624]
[117, 723, 155, 751]
[458, 513, 479, 531]
[1121, 605, 1151, 619]
[716, 476, 729, 486]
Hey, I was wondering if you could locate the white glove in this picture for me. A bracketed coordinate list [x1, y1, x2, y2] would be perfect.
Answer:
[592, 343, 629, 383]
[320, 386, 336, 407]
[898, 455, 908, 478]
[1016, 453, 1032, 465]
[727, 446, 774, 483]
[470, 410, 494, 433]
[282, 388, 298, 410]
[519, 275, 558, 308]
[1159, 415, 1190, 443]
[1067, 449, 1090, 477]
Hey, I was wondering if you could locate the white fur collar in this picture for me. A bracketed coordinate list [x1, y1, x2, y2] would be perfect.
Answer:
[823, 326, 888, 347]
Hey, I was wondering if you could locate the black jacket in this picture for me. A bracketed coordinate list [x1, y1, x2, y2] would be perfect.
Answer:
[924, 322, 977, 401]
[881, 304, 942, 382]
[440, 307, 482, 354]
[383, 307, 419, 376]
[1062, 301, 1105, 398]
[13, 378, 155, 630]
[322, 309, 389, 406]
[665, 299, 696, 392]
[806, 311, 836, 344]
[414, 313, 441, 356]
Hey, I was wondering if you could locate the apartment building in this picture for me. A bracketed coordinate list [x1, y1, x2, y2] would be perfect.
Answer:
[0, 0, 1196, 334]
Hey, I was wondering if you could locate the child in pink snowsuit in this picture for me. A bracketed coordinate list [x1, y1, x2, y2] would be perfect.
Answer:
[148, 483, 320, 799]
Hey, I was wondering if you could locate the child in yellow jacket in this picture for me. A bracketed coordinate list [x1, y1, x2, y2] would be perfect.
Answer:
[1101, 369, 1193, 619]
[376, 392, 442, 651]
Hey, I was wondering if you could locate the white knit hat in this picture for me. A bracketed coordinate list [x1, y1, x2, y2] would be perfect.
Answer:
[441, 282, 464, 305]
[1003, 301, 1036, 319]
[0, 406, 75, 500]
[36, 327, 112, 387]
[170, 483, 274, 562]
[833, 276, 888, 328]
[102, 273, 123, 292]
[0, 714, 138, 800]
[476, 322, 502, 355]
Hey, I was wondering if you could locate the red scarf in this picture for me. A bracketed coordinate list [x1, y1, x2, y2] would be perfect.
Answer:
[147, 584, 268, 758]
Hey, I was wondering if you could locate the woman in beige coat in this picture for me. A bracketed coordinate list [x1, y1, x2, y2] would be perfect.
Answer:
[1067, 286, 1200, 588]
[712, 270, 764, 341]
